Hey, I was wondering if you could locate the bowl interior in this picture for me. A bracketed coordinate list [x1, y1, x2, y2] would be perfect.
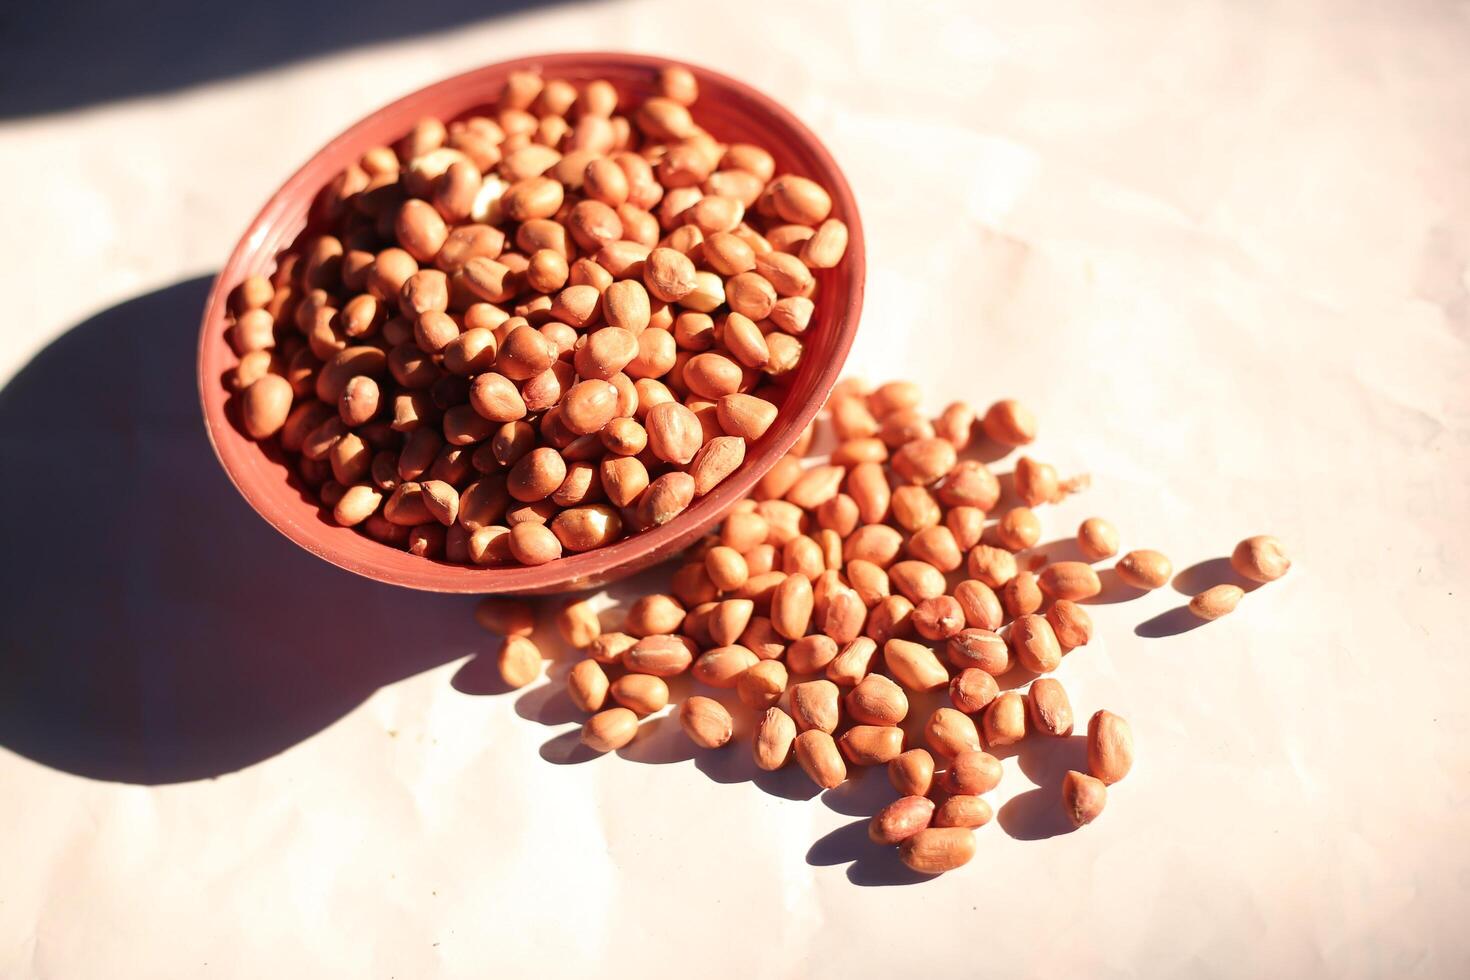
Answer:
[198, 52, 864, 594]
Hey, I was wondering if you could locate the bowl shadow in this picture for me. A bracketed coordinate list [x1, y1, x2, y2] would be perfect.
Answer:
[0, 278, 481, 785]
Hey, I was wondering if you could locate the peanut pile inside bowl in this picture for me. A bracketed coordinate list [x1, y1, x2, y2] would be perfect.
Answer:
[223, 65, 852, 567]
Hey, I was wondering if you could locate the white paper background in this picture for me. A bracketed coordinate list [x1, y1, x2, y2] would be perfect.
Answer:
[2, 1, 1468, 977]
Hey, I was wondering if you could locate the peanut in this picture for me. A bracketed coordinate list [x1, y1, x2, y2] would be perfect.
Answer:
[995, 507, 1041, 552]
[1038, 561, 1102, 601]
[242, 374, 293, 439]
[567, 659, 609, 712]
[1009, 614, 1062, 674]
[826, 636, 878, 687]
[1062, 770, 1108, 827]
[869, 796, 935, 846]
[475, 597, 535, 636]
[1115, 549, 1173, 590]
[838, 724, 905, 765]
[1189, 584, 1244, 620]
[790, 679, 841, 733]
[610, 673, 669, 715]
[953, 579, 1004, 631]
[912, 595, 966, 641]
[786, 634, 839, 674]
[693, 645, 759, 688]
[943, 749, 1003, 795]
[883, 639, 950, 691]
[1087, 710, 1134, 784]
[889, 748, 936, 797]
[1232, 535, 1290, 582]
[1000, 570, 1043, 620]
[754, 706, 797, 770]
[982, 691, 1027, 747]
[737, 658, 787, 710]
[770, 572, 814, 639]
[679, 696, 734, 748]
[581, 707, 639, 752]
[932, 795, 993, 830]
[1026, 677, 1074, 736]
[1046, 599, 1093, 648]
[967, 545, 1018, 588]
[1077, 517, 1119, 561]
[845, 673, 908, 725]
[980, 399, 1036, 446]
[498, 635, 543, 688]
[949, 668, 999, 714]
[623, 635, 694, 676]
[947, 628, 1012, 676]
[898, 827, 976, 874]
[794, 729, 847, 788]
[925, 707, 982, 757]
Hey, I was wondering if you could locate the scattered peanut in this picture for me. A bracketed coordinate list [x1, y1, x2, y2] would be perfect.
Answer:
[1045, 599, 1093, 649]
[465, 377, 1286, 880]
[498, 635, 542, 688]
[611, 673, 670, 715]
[1038, 561, 1102, 601]
[582, 706, 639, 752]
[1026, 677, 1074, 737]
[982, 691, 1027, 747]
[1061, 770, 1108, 827]
[981, 399, 1036, 447]
[567, 658, 610, 712]
[869, 796, 935, 846]
[1009, 613, 1062, 674]
[925, 707, 981, 757]
[899, 827, 976, 874]
[889, 748, 936, 797]
[790, 679, 841, 733]
[679, 696, 734, 748]
[949, 668, 999, 714]
[943, 749, 1003, 795]
[794, 729, 847, 788]
[557, 598, 602, 648]
[932, 795, 993, 830]
[1189, 584, 1245, 620]
[1087, 710, 1134, 784]
[1077, 517, 1119, 561]
[838, 725, 905, 765]
[1115, 549, 1173, 590]
[1231, 535, 1291, 583]
[474, 597, 535, 636]
[845, 673, 908, 725]
[754, 706, 797, 770]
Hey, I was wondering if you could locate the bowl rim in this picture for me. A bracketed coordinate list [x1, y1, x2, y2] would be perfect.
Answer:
[198, 51, 864, 594]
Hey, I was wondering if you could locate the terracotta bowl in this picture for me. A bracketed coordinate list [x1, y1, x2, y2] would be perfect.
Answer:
[198, 52, 864, 594]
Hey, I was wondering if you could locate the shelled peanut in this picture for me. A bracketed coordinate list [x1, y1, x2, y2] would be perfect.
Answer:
[475, 380, 1292, 876]
[474, 381, 1145, 873]
[223, 63, 852, 567]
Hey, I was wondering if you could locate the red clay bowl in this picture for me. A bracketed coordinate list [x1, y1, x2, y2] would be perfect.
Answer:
[198, 52, 864, 594]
